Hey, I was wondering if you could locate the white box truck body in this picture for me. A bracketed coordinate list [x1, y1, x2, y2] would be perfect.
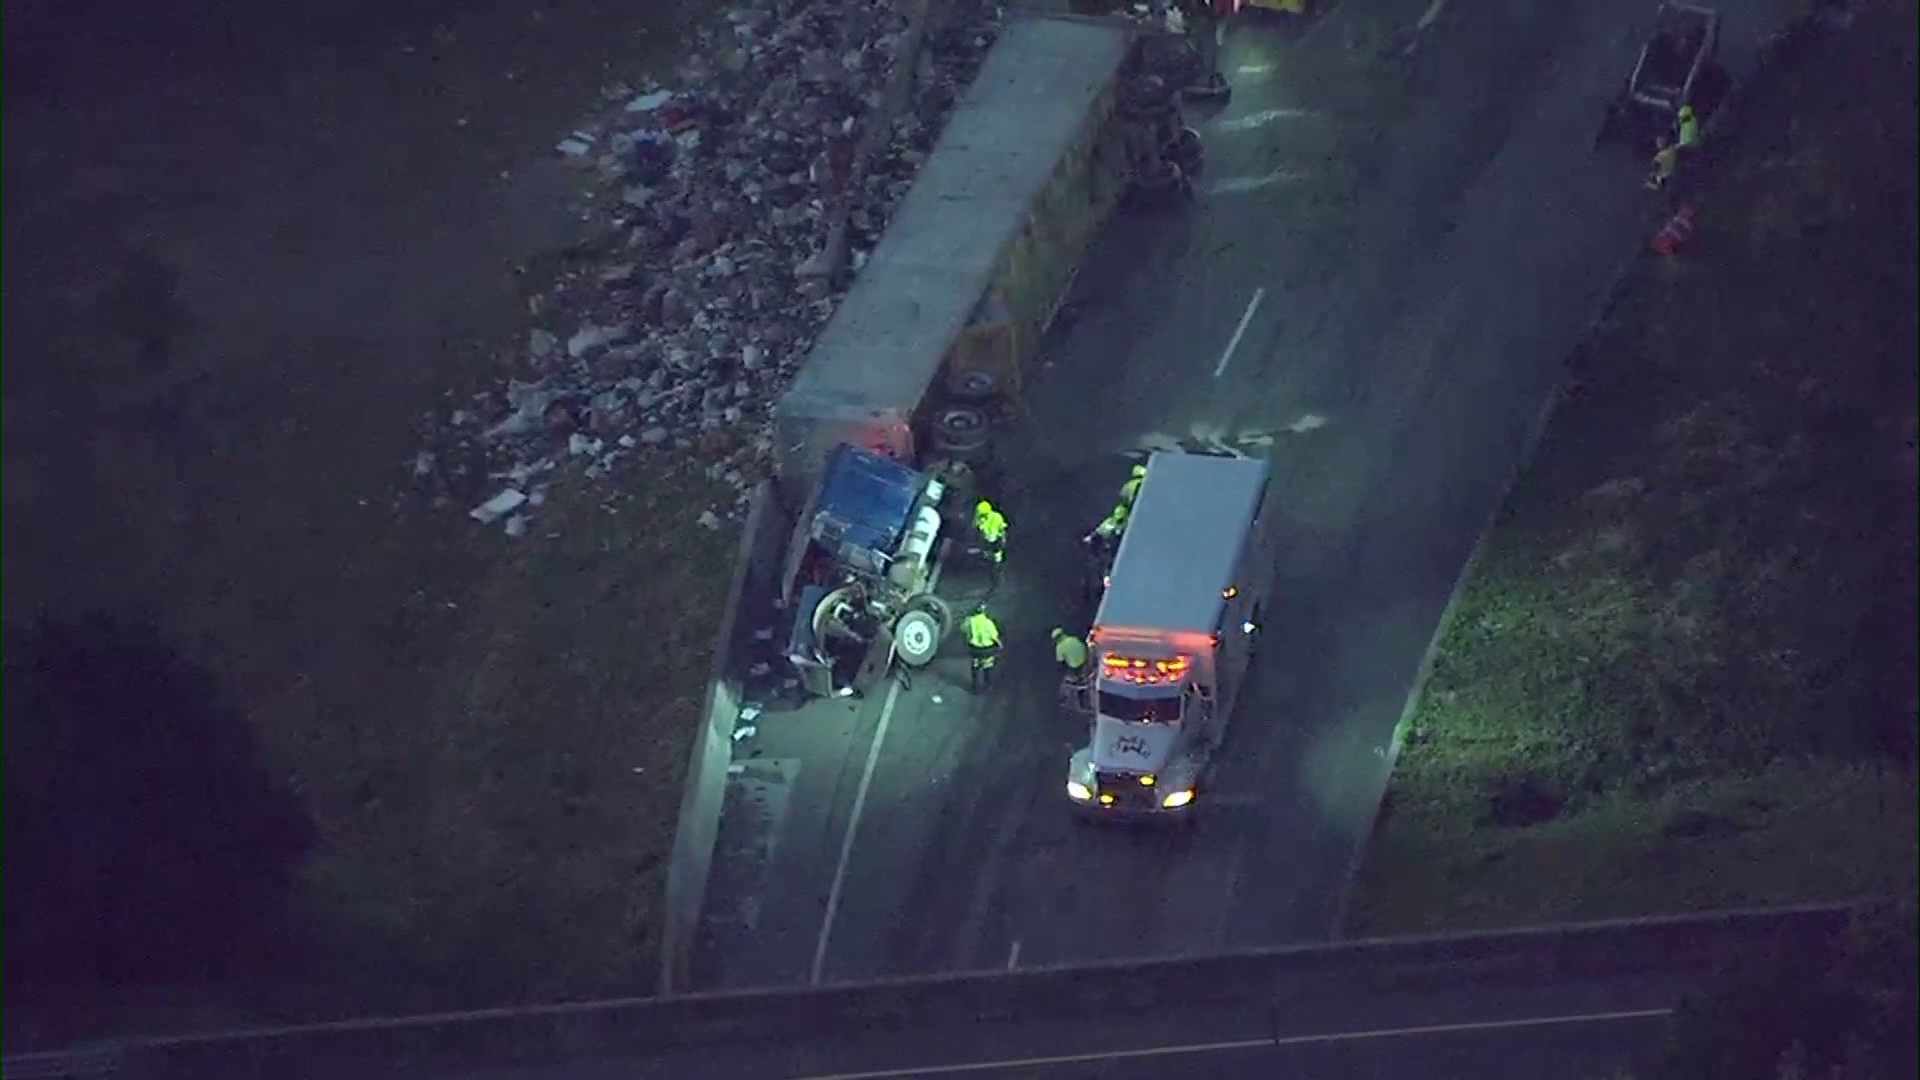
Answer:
[1065, 452, 1276, 817]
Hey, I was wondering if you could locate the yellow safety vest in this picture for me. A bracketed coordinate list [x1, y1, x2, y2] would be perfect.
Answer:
[1054, 634, 1089, 670]
[964, 613, 1001, 649]
[974, 502, 1008, 543]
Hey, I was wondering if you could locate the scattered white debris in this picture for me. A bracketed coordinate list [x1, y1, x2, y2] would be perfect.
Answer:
[504, 514, 530, 538]
[731, 724, 758, 742]
[421, 0, 1008, 530]
[566, 323, 629, 359]
[470, 488, 529, 524]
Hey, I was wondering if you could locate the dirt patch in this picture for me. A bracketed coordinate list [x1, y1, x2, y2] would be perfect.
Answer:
[1346, 0, 1918, 936]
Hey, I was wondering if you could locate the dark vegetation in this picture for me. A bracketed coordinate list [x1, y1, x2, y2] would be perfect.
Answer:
[4, 0, 732, 1045]
[1348, 1, 1918, 933]
[1648, 901, 1917, 1080]
[3, 615, 313, 1015]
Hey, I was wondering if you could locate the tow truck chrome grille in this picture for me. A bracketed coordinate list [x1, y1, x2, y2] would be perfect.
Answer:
[1094, 771, 1159, 809]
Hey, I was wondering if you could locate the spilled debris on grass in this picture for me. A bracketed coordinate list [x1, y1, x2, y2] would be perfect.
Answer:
[411, 0, 1006, 534]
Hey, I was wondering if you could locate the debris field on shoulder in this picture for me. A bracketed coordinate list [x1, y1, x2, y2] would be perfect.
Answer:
[411, 0, 1007, 536]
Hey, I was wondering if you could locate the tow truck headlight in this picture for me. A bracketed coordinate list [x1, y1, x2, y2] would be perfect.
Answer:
[1066, 779, 1093, 801]
[1161, 788, 1196, 809]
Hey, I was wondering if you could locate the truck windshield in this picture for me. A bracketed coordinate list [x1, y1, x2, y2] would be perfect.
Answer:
[1097, 692, 1180, 725]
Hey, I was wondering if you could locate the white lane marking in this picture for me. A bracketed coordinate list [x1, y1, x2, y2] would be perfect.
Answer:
[1416, 0, 1450, 31]
[1006, 940, 1022, 972]
[1204, 170, 1306, 197]
[1214, 288, 1266, 378]
[810, 677, 902, 986]
[790, 1008, 1673, 1080]
[1212, 107, 1313, 134]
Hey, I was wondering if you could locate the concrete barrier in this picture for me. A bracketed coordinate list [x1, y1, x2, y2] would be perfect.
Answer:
[45, 902, 1870, 1079]
[657, 480, 784, 995]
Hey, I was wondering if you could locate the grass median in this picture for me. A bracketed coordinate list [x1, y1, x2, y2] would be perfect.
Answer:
[1, 0, 746, 1044]
[1346, 1, 1918, 937]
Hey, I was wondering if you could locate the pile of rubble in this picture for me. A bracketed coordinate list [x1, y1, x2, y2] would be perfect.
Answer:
[414, 0, 1006, 537]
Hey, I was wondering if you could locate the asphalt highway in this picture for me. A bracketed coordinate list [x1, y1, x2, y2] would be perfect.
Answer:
[696, 0, 1803, 992]
[435, 949, 1705, 1080]
[104, 905, 1861, 1078]
[506, 1008, 1674, 1080]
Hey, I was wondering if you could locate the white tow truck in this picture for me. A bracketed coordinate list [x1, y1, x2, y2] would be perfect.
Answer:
[1064, 452, 1276, 818]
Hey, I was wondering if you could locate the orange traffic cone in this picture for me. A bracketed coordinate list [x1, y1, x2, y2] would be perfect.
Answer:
[1651, 205, 1697, 255]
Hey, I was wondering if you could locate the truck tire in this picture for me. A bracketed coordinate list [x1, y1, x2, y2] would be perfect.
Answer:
[944, 368, 1001, 404]
[931, 403, 990, 456]
[893, 597, 950, 668]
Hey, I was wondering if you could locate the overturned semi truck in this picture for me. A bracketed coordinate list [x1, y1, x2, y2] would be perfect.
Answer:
[767, 15, 1137, 699]
[771, 15, 1145, 501]
[777, 444, 955, 699]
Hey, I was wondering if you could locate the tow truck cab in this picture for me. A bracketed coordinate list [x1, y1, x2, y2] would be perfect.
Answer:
[1065, 452, 1275, 818]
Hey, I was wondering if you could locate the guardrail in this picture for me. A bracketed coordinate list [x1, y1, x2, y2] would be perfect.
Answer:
[4, 901, 1872, 1080]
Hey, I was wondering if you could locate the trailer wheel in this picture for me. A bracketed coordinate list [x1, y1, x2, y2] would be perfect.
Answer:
[893, 598, 950, 668]
[931, 404, 991, 456]
[943, 368, 1001, 405]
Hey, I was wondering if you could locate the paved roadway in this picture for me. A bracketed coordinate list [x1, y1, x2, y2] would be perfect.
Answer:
[103, 905, 1859, 1078]
[634, 1009, 1671, 1080]
[434, 949, 1703, 1080]
[696, 0, 1800, 991]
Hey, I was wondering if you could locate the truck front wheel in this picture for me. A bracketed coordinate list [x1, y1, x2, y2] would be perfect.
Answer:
[893, 597, 951, 668]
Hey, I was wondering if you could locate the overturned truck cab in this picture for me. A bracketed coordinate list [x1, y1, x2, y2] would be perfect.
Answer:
[1065, 452, 1275, 819]
[780, 443, 957, 700]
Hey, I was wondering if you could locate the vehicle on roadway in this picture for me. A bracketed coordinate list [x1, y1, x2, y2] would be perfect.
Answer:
[778, 443, 958, 700]
[1065, 451, 1275, 818]
[1597, 2, 1725, 153]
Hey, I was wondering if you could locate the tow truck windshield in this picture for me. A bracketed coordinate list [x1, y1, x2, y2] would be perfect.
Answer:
[1096, 692, 1180, 725]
